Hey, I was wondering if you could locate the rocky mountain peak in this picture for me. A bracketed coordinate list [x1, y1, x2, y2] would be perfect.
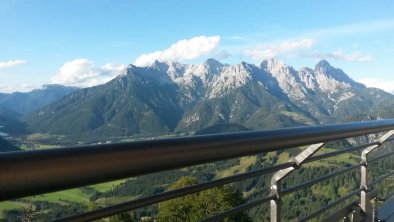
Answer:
[124, 59, 367, 99]
[203, 58, 222, 68]
[259, 58, 286, 71]
[151, 60, 170, 73]
[314, 59, 332, 71]
[314, 60, 365, 89]
[201, 58, 223, 76]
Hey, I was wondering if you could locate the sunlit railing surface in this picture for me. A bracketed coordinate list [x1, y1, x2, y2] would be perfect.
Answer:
[1, 119, 394, 222]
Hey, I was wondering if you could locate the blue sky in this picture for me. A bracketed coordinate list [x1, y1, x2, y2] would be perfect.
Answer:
[1, 0, 394, 93]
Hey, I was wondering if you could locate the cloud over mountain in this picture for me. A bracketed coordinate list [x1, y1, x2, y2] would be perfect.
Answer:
[134, 36, 220, 66]
[244, 39, 315, 61]
[50, 59, 126, 87]
[314, 49, 372, 62]
[359, 78, 394, 94]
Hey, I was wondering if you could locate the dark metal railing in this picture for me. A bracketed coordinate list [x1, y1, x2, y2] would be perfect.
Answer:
[1, 119, 394, 222]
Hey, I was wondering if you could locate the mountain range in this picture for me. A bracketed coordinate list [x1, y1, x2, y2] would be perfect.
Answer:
[0, 84, 78, 137]
[0, 84, 78, 115]
[23, 59, 394, 140]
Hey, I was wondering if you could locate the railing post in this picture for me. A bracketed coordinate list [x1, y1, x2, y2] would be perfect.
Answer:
[360, 190, 378, 221]
[350, 205, 361, 222]
[270, 143, 325, 222]
[270, 180, 282, 222]
[360, 130, 394, 221]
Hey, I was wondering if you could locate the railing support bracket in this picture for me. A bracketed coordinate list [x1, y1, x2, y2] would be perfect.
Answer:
[360, 130, 394, 221]
[270, 143, 325, 222]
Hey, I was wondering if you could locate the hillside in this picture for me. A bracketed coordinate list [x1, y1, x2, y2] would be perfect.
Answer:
[0, 107, 27, 136]
[0, 84, 78, 116]
[0, 137, 19, 152]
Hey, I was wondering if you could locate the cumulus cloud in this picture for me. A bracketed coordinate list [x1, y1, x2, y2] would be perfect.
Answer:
[100, 63, 128, 76]
[0, 60, 27, 69]
[243, 38, 372, 63]
[244, 39, 315, 61]
[134, 35, 221, 66]
[50, 59, 127, 87]
[358, 78, 394, 94]
[315, 49, 372, 62]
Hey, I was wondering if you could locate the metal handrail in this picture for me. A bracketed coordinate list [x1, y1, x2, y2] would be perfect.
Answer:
[282, 164, 362, 196]
[386, 191, 394, 200]
[369, 150, 394, 163]
[321, 201, 359, 222]
[202, 126, 394, 222]
[0, 119, 394, 222]
[304, 141, 378, 163]
[1, 119, 394, 201]
[54, 162, 293, 222]
[299, 188, 363, 222]
[53, 144, 394, 222]
[282, 150, 394, 196]
[369, 171, 394, 188]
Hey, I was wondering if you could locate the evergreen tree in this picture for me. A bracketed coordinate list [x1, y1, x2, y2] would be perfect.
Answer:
[157, 176, 251, 222]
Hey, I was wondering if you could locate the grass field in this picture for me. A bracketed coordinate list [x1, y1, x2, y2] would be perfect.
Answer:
[23, 180, 126, 203]
[277, 152, 290, 164]
[280, 111, 315, 125]
[25, 188, 91, 203]
[264, 147, 360, 168]
[95, 195, 137, 207]
[0, 201, 29, 218]
[0, 180, 126, 218]
[216, 156, 257, 178]
[305, 147, 359, 168]
[89, 180, 126, 192]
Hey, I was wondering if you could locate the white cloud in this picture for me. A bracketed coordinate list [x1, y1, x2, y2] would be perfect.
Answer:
[358, 78, 394, 94]
[50, 59, 127, 87]
[315, 49, 372, 62]
[0, 83, 36, 93]
[100, 63, 128, 76]
[244, 38, 315, 61]
[0, 60, 26, 69]
[134, 35, 221, 66]
[0, 84, 13, 93]
[19, 83, 36, 92]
